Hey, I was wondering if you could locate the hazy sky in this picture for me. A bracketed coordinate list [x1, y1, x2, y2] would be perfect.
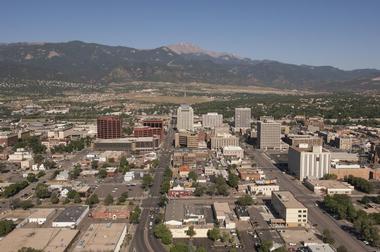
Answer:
[1, 0, 379, 69]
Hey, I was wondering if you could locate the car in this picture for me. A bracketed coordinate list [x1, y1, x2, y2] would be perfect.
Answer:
[363, 241, 369, 245]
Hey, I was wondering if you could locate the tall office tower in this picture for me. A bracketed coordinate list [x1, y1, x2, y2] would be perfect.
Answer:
[235, 108, 251, 130]
[257, 119, 281, 150]
[176, 105, 194, 131]
[288, 145, 331, 181]
[97, 116, 122, 139]
[202, 112, 223, 128]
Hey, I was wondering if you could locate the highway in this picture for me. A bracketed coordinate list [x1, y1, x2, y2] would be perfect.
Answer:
[244, 146, 371, 252]
[129, 128, 174, 252]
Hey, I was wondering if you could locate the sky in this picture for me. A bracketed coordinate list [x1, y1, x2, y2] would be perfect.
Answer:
[1, 0, 379, 70]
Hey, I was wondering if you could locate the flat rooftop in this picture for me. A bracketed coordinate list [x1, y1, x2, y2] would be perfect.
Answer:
[0, 228, 78, 252]
[306, 179, 354, 189]
[53, 205, 88, 223]
[28, 208, 56, 219]
[73, 223, 126, 252]
[165, 200, 214, 224]
[272, 191, 305, 209]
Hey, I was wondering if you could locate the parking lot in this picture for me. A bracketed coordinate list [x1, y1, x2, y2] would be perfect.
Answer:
[93, 183, 144, 199]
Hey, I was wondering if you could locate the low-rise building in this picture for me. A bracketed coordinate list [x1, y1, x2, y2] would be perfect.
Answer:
[73, 223, 127, 252]
[28, 208, 56, 225]
[271, 191, 308, 227]
[238, 182, 280, 196]
[235, 206, 250, 221]
[0, 228, 78, 252]
[210, 133, 239, 149]
[213, 202, 236, 229]
[0, 132, 18, 147]
[223, 146, 244, 159]
[168, 184, 195, 198]
[178, 165, 190, 177]
[52, 205, 89, 228]
[91, 205, 130, 220]
[238, 168, 265, 181]
[304, 179, 354, 195]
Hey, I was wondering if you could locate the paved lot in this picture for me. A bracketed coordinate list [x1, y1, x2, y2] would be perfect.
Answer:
[94, 183, 144, 199]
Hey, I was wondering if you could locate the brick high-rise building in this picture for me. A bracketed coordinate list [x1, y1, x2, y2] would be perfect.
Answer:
[97, 116, 122, 139]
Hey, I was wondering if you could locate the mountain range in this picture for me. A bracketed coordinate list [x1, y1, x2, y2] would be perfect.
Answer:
[0, 40, 379, 91]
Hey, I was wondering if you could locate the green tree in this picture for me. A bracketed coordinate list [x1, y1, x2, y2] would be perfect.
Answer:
[170, 243, 189, 252]
[195, 247, 207, 252]
[322, 229, 335, 245]
[186, 225, 196, 239]
[236, 195, 254, 206]
[36, 171, 46, 178]
[227, 172, 239, 188]
[91, 160, 99, 170]
[50, 192, 59, 204]
[73, 193, 82, 203]
[118, 192, 128, 204]
[337, 245, 348, 252]
[154, 223, 173, 245]
[207, 227, 220, 241]
[259, 240, 273, 252]
[130, 206, 141, 224]
[85, 193, 99, 206]
[35, 183, 51, 198]
[322, 173, 337, 180]
[18, 248, 43, 252]
[26, 173, 38, 183]
[142, 174, 153, 189]
[98, 168, 107, 179]
[0, 220, 15, 236]
[188, 171, 198, 181]
[104, 194, 114, 205]
[194, 185, 205, 197]
[67, 189, 79, 199]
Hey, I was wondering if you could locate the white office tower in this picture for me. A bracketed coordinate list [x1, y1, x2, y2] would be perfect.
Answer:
[202, 112, 223, 128]
[176, 105, 194, 131]
[288, 145, 331, 181]
[257, 119, 281, 150]
[235, 108, 251, 130]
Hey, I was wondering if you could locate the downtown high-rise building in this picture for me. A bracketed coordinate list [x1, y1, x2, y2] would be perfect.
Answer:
[202, 112, 223, 128]
[234, 108, 251, 130]
[97, 115, 122, 139]
[176, 105, 194, 131]
[257, 118, 281, 150]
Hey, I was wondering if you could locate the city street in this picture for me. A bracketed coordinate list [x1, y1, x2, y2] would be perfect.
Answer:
[243, 145, 371, 252]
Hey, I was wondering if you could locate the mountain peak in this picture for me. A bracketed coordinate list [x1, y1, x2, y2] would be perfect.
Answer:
[166, 42, 241, 59]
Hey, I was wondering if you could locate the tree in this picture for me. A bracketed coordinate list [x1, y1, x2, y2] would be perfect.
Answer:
[118, 192, 128, 204]
[158, 195, 168, 207]
[214, 175, 229, 196]
[188, 171, 198, 181]
[322, 229, 335, 245]
[236, 195, 254, 206]
[73, 193, 82, 203]
[2, 180, 29, 198]
[194, 185, 205, 197]
[119, 156, 130, 174]
[130, 206, 141, 224]
[67, 189, 79, 199]
[0, 220, 15, 236]
[207, 227, 220, 241]
[50, 192, 59, 204]
[104, 194, 114, 205]
[170, 243, 189, 252]
[186, 225, 196, 239]
[322, 173, 337, 180]
[195, 247, 207, 252]
[36, 171, 46, 178]
[69, 165, 82, 179]
[142, 174, 153, 189]
[85, 193, 99, 206]
[259, 240, 273, 252]
[98, 168, 107, 179]
[227, 172, 239, 188]
[33, 154, 44, 164]
[337, 245, 348, 252]
[19, 200, 34, 210]
[26, 173, 38, 183]
[18, 247, 43, 252]
[35, 183, 51, 198]
[91, 160, 99, 170]
[154, 223, 173, 245]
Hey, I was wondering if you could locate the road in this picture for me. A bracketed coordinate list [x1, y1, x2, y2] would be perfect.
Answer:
[244, 146, 371, 252]
[129, 128, 174, 252]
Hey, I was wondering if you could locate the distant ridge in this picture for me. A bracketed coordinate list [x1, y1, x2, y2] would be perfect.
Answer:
[0, 40, 379, 92]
